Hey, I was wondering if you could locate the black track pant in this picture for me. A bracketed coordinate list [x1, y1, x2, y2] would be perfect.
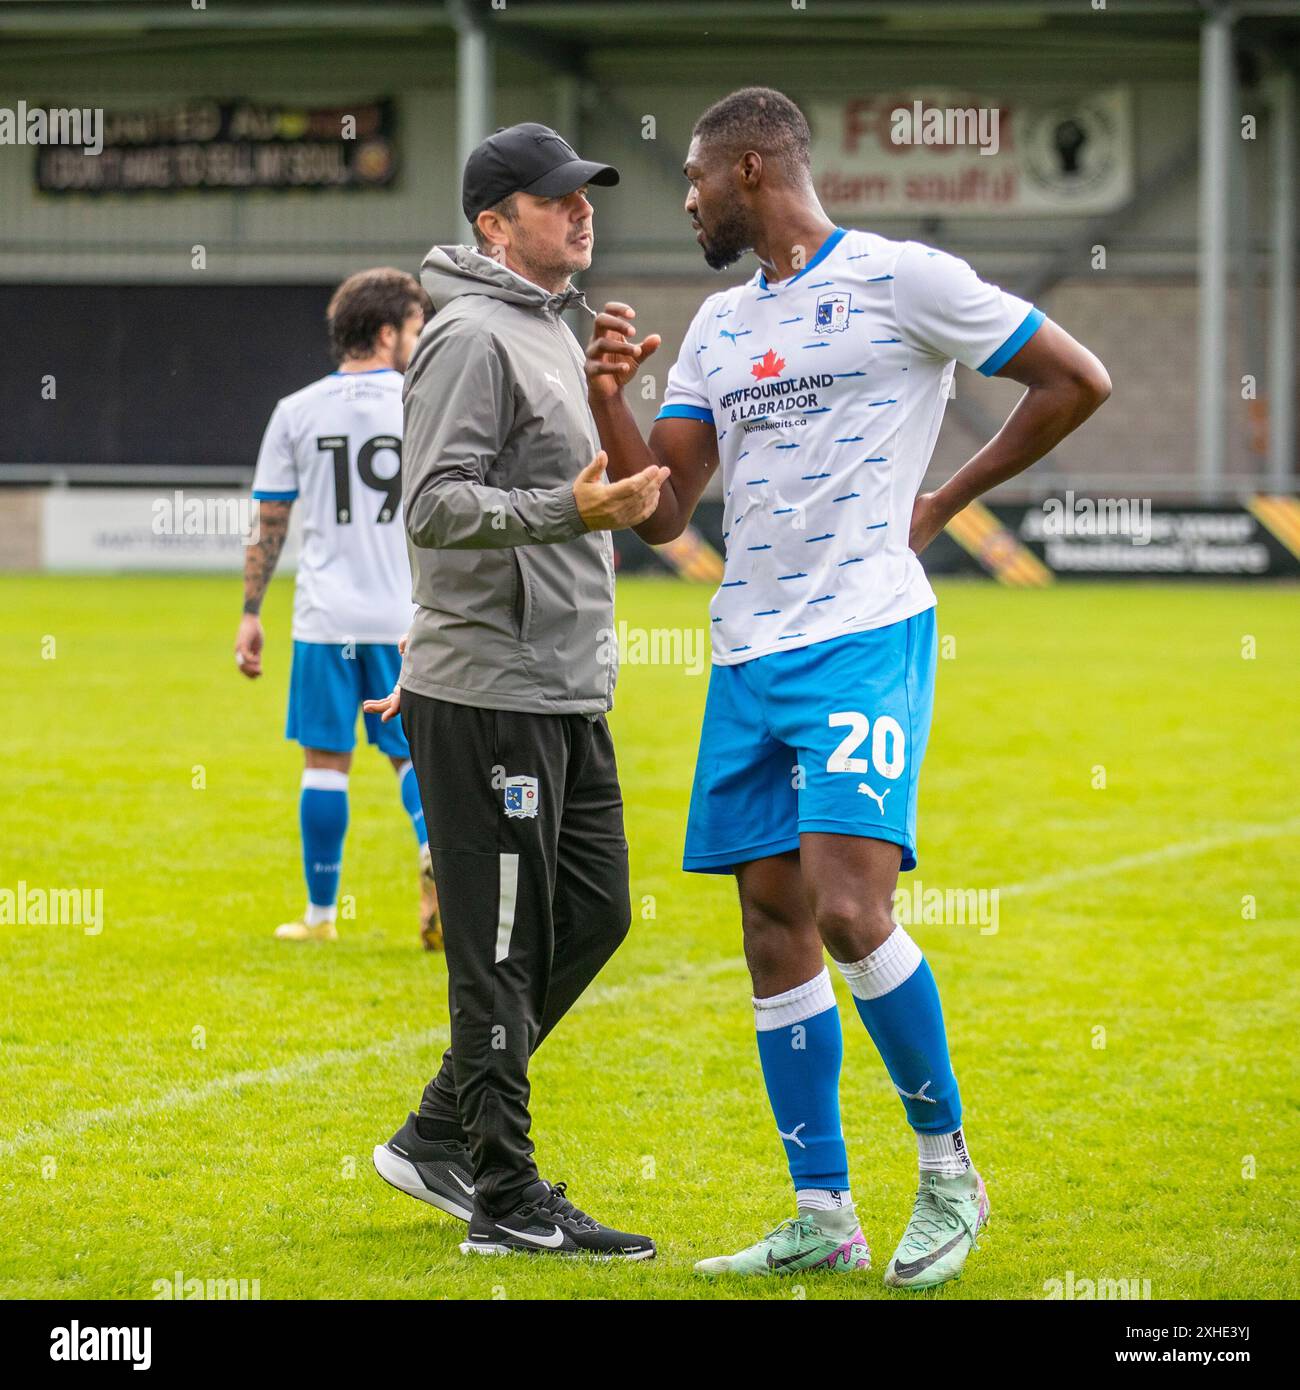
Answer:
[401, 691, 632, 1215]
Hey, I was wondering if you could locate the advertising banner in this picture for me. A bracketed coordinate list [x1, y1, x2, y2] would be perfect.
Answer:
[41, 488, 302, 572]
[34, 98, 397, 193]
[809, 87, 1133, 218]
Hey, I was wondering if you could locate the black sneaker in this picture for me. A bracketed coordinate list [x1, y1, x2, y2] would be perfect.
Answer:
[459, 1179, 655, 1260]
[372, 1113, 475, 1222]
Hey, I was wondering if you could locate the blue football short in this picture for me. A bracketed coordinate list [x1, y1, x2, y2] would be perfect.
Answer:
[683, 607, 937, 874]
[285, 640, 410, 757]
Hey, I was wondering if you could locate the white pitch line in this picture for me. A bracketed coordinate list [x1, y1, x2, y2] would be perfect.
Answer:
[0, 1029, 448, 1161]
[997, 816, 1300, 898]
[0, 958, 744, 1160]
[8, 820, 1296, 1159]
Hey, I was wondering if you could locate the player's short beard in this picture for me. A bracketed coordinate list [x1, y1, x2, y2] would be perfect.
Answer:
[698, 202, 752, 272]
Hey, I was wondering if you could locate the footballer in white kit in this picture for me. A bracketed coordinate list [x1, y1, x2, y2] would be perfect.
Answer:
[665, 226, 1041, 669]
[584, 87, 1110, 1286]
[657, 220, 1043, 873]
[235, 267, 440, 947]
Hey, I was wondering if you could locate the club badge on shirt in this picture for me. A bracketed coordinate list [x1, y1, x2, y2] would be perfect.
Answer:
[815, 291, 851, 334]
[503, 775, 540, 819]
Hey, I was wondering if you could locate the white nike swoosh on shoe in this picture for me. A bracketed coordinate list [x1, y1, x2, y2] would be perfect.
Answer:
[497, 1223, 565, 1249]
[449, 1171, 475, 1196]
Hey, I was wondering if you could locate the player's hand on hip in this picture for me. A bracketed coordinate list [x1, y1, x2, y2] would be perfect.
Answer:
[584, 302, 661, 401]
[908, 491, 951, 556]
[235, 614, 263, 679]
[574, 451, 670, 531]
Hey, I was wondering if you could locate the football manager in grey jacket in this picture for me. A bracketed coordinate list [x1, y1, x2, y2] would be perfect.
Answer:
[365, 123, 668, 1261]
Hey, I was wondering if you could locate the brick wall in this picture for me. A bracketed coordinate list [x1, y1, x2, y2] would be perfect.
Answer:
[0, 490, 42, 569]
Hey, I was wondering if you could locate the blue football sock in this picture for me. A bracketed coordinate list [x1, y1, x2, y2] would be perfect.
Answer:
[396, 759, 427, 847]
[837, 926, 961, 1134]
[300, 769, 349, 917]
[754, 969, 851, 1193]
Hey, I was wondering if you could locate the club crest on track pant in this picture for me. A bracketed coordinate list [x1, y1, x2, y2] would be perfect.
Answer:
[400, 690, 632, 1216]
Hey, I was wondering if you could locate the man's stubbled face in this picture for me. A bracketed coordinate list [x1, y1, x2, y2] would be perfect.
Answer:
[683, 137, 753, 272]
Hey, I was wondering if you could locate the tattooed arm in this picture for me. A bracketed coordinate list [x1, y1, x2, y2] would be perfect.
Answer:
[234, 500, 291, 679]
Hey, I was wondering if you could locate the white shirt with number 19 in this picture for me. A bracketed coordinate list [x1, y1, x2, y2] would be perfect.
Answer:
[251, 367, 414, 645]
[658, 227, 1043, 666]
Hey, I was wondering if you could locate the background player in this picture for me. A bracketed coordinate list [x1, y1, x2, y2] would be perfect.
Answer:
[584, 88, 1111, 1286]
[235, 267, 440, 948]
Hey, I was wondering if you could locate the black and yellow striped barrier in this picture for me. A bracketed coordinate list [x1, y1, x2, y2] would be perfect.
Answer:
[945, 500, 1053, 587]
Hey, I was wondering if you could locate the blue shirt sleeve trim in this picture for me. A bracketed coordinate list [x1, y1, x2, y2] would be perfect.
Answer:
[978, 306, 1045, 376]
[252, 490, 298, 501]
[655, 403, 715, 424]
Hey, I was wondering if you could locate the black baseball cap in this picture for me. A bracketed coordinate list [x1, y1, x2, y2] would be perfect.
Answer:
[462, 122, 619, 223]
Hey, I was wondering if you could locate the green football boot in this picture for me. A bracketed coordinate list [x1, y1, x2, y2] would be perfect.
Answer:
[695, 1214, 871, 1277]
[883, 1169, 989, 1290]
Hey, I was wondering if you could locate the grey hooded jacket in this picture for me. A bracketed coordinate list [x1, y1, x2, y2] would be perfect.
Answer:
[399, 244, 616, 715]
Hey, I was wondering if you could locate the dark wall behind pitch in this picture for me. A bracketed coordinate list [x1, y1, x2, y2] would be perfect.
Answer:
[0, 284, 338, 468]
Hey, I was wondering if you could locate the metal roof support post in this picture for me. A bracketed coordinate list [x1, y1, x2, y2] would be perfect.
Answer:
[1197, 1, 1234, 500]
[1267, 66, 1296, 491]
[554, 71, 582, 149]
[454, 0, 495, 237]
[553, 70, 589, 341]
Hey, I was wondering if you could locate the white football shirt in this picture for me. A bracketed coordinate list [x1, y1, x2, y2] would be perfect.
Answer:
[659, 228, 1043, 665]
[251, 368, 414, 645]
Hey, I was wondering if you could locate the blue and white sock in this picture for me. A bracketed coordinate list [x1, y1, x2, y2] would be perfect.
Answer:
[754, 968, 852, 1211]
[395, 759, 427, 847]
[300, 768, 349, 924]
[835, 926, 969, 1174]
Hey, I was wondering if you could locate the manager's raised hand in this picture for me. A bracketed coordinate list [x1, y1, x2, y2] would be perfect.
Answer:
[572, 450, 669, 531]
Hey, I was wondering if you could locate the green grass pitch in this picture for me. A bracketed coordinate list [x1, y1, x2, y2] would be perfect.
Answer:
[0, 573, 1296, 1301]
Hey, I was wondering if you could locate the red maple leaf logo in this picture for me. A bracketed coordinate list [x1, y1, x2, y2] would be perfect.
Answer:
[751, 348, 786, 380]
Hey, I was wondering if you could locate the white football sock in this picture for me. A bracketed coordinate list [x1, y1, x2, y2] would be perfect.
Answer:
[796, 1187, 858, 1236]
[917, 1127, 972, 1178]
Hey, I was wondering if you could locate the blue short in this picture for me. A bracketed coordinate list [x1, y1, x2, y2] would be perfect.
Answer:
[285, 641, 410, 757]
[683, 608, 937, 875]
